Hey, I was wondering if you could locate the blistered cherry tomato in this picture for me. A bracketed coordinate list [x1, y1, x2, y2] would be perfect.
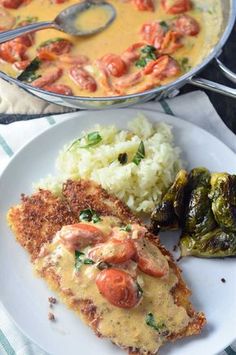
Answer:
[102, 54, 127, 77]
[2, 0, 25, 9]
[0, 41, 27, 63]
[43, 84, 73, 96]
[96, 269, 141, 308]
[135, 238, 169, 277]
[160, 31, 182, 54]
[161, 0, 192, 14]
[59, 223, 106, 251]
[172, 14, 200, 36]
[88, 239, 136, 264]
[13, 59, 30, 70]
[144, 55, 180, 79]
[37, 38, 73, 59]
[31, 67, 63, 88]
[133, 0, 154, 11]
[140, 22, 166, 50]
[70, 66, 97, 92]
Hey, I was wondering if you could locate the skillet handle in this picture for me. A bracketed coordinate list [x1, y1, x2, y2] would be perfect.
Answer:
[188, 59, 236, 99]
[188, 78, 236, 99]
[215, 58, 236, 84]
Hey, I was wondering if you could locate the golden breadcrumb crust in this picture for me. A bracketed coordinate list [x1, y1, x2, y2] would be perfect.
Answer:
[7, 179, 206, 354]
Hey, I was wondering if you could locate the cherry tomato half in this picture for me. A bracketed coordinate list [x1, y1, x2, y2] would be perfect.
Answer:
[144, 55, 180, 79]
[135, 238, 169, 277]
[161, 0, 192, 14]
[2, 0, 25, 9]
[59, 223, 106, 251]
[37, 38, 73, 58]
[102, 54, 127, 77]
[133, 0, 154, 12]
[88, 239, 136, 264]
[43, 84, 73, 96]
[172, 14, 200, 36]
[96, 269, 142, 308]
[70, 66, 97, 92]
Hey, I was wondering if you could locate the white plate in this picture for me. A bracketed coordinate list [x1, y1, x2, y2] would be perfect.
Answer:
[0, 109, 236, 355]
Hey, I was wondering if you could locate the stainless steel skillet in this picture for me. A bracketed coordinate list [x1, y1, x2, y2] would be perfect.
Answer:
[0, 0, 235, 110]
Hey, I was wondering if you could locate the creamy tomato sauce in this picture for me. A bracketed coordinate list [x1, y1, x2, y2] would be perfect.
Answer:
[34, 216, 190, 354]
[0, 0, 222, 97]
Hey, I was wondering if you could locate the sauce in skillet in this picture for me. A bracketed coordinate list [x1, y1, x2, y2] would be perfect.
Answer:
[0, 0, 222, 97]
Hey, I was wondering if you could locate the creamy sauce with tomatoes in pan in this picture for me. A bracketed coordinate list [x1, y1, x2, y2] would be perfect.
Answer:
[0, 0, 222, 97]
[34, 217, 190, 354]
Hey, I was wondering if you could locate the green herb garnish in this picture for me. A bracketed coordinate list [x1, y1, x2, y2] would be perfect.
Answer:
[120, 224, 132, 232]
[83, 258, 95, 265]
[145, 313, 167, 333]
[118, 152, 128, 165]
[159, 20, 169, 32]
[75, 251, 85, 270]
[79, 208, 101, 223]
[135, 45, 157, 68]
[179, 57, 192, 73]
[136, 58, 147, 68]
[17, 58, 42, 83]
[132, 141, 145, 165]
[75, 251, 95, 270]
[68, 131, 102, 151]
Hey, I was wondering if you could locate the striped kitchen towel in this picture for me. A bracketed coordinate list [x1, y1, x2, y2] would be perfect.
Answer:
[0, 90, 236, 355]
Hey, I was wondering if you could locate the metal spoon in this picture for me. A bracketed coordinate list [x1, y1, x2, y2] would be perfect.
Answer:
[0, 1, 116, 44]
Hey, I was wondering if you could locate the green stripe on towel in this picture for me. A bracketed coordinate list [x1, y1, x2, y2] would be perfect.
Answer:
[0, 329, 15, 355]
[0, 135, 14, 157]
[160, 99, 174, 116]
[225, 346, 236, 355]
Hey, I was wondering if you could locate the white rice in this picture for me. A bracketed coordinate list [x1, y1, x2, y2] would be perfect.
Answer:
[35, 114, 183, 213]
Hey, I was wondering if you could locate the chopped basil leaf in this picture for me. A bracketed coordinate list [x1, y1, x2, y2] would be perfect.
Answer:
[75, 251, 85, 270]
[39, 37, 65, 48]
[68, 131, 102, 151]
[75, 251, 95, 270]
[132, 141, 145, 165]
[141, 45, 156, 54]
[79, 208, 101, 223]
[135, 45, 157, 68]
[135, 58, 147, 68]
[120, 224, 132, 232]
[83, 258, 95, 265]
[17, 58, 42, 83]
[179, 57, 192, 72]
[145, 313, 167, 333]
[159, 20, 169, 32]
[118, 152, 128, 165]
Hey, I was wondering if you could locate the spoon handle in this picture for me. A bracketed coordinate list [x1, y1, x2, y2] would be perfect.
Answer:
[0, 21, 55, 44]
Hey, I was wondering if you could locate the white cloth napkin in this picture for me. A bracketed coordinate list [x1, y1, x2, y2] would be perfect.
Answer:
[0, 90, 235, 355]
[0, 79, 72, 115]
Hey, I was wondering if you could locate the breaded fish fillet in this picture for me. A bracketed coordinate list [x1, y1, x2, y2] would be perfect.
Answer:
[7, 180, 206, 355]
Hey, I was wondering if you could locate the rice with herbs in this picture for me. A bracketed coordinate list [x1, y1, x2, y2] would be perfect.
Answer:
[35, 115, 183, 213]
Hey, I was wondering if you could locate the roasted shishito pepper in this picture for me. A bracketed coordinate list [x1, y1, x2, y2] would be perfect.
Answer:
[151, 168, 236, 258]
